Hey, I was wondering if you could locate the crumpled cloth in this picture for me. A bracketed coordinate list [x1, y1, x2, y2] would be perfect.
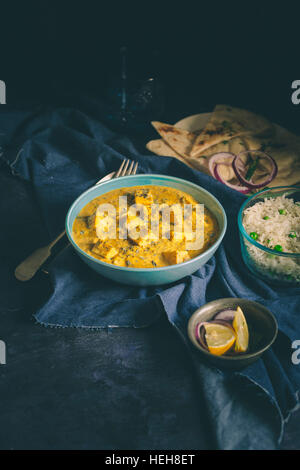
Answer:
[1, 105, 299, 449]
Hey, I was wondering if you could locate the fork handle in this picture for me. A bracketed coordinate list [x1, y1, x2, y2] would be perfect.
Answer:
[15, 231, 67, 281]
[15, 246, 52, 281]
[15, 161, 138, 281]
[49, 230, 66, 249]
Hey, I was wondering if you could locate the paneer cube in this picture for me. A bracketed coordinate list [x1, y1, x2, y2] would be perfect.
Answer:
[127, 217, 153, 246]
[180, 194, 195, 205]
[88, 211, 113, 227]
[91, 241, 118, 259]
[129, 231, 156, 247]
[113, 256, 126, 267]
[134, 189, 153, 206]
[135, 232, 156, 247]
[163, 250, 190, 265]
[95, 214, 116, 239]
[87, 214, 96, 228]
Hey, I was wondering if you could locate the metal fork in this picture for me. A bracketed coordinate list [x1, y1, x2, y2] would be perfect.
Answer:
[98, 158, 138, 183]
[15, 159, 139, 281]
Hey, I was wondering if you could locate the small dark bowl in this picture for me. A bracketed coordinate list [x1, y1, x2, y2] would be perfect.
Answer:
[187, 298, 278, 369]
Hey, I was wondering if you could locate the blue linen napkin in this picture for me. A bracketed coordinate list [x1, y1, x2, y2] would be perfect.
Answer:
[1, 105, 299, 449]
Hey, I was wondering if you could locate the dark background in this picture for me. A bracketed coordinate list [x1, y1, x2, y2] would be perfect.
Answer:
[0, 0, 299, 450]
[1, 1, 300, 132]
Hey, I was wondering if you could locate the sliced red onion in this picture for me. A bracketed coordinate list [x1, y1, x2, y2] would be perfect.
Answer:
[208, 152, 236, 178]
[232, 150, 278, 189]
[213, 309, 236, 324]
[195, 322, 208, 350]
[214, 164, 251, 194]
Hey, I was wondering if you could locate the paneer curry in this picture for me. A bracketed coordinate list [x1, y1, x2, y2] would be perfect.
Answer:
[72, 185, 219, 268]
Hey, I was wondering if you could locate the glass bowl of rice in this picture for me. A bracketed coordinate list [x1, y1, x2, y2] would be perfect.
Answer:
[238, 186, 300, 286]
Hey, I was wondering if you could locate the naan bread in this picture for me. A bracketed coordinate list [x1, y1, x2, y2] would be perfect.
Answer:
[146, 138, 209, 173]
[148, 108, 299, 188]
[151, 121, 197, 158]
[242, 129, 300, 187]
[146, 139, 184, 159]
[189, 136, 248, 180]
[193, 136, 247, 159]
[147, 138, 196, 168]
[191, 105, 273, 158]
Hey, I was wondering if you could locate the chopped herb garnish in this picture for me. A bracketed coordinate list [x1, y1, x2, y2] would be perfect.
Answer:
[263, 216, 269, 220]
[274, 245, 283, 252]
[289, 232, 297, 238]
[245, 157, 259, 181]
[278, 209, 286, 215]
[267, 239, 271, 244]
[250, 232, 258, 240]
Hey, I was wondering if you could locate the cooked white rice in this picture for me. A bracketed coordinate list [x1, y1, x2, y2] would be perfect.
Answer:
[242, 195, 300, 283]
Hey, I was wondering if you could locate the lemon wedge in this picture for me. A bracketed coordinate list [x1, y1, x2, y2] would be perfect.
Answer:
[204, 323, 236, 356]
[232, 306, 249, 353]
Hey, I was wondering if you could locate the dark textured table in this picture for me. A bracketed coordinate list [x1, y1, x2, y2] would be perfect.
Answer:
[0, 168, 299, 450]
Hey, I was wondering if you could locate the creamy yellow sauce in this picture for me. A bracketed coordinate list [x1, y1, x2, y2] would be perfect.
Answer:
[72, 185, 219, 268]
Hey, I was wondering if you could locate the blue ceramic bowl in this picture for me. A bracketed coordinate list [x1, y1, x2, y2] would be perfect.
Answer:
[65, 174, 227, 286]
